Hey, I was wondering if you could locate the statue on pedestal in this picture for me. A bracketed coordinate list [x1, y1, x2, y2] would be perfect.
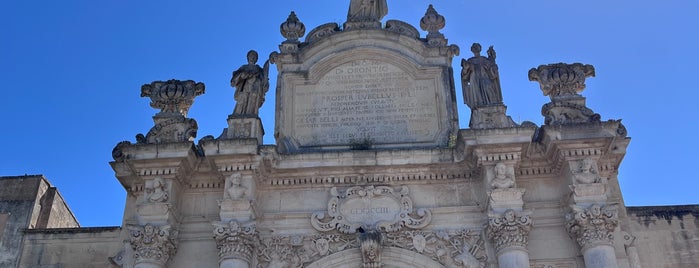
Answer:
[461, 43, 503, 109]
[347, 0, 388, 22]
[231, 50, 270, 117]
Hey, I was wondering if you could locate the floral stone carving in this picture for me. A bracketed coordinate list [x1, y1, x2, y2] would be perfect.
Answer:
[359, 230, 382, 268]
[212, 221, 258, 263]
[139, 79, 205, 143]
[566, 204, 619, 250]
[311, 186, 431, 234]
[487, 209, 532, 254]
[129, 224, 178, 266]
[256, 229, 486, 268]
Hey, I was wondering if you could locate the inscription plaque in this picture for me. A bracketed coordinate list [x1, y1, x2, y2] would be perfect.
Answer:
[286, 59, 447, 150]
[311, 186, 431, 234]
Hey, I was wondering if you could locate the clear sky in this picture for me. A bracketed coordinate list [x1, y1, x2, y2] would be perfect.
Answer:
[1, 0, 697, 227]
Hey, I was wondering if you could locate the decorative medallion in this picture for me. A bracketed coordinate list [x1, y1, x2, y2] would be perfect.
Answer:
[311, 186, 431, 234]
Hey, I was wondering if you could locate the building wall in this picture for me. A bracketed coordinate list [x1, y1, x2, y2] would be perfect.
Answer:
[627, 206, 699, 268]
[0, 175, 80, 267]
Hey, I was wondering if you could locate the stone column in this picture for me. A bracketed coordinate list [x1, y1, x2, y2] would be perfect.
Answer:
[129, 224, 178, 268]
[566, 204, 619, 268]
[487, 209, 532, 268]
[213, 221, 258, 268]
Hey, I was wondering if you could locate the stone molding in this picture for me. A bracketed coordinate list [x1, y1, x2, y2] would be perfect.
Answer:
[565, 204, 619, 250]
[311, 186, 431, 234]
[487, 209, 532, 254]
[256, 229, 486, 268]
[128, 224, 178, 266]
[212, 220, 258, 263]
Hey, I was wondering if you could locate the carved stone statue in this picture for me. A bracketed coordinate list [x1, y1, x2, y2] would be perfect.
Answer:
[225, 174, 247, 200]
[347, 0, 388, 22]
[490, 162, 515, 189]
[573, 158, 601, 184]
[231, 50, 270, 117]
[461, 43, 503, 109]
[147, 178, 168, 203]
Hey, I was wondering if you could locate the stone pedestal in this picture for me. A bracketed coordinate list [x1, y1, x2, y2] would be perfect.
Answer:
[570, 183, 607, 205]
[489, 188, 525, 213]
[219, 199, 256, 223]
[469, 105, 516, 129]
[582, 245, 618, 268]
[497, 248, 531, 268]
[135, 203, 171, 225]
[225, 116, 264, 145]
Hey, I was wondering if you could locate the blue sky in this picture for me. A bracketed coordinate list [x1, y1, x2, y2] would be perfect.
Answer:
[1, 1, 697, 227]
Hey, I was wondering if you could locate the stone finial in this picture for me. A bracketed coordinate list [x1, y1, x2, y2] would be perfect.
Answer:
[141, 79, 205, 117]
[420, 5, 445, 35]
[138, 79, 204, 144]
[528, 63, 595, 99]
[566, 204, 619, 250]
[280, 11, 305, 42]
[129, 224, 178, 266]
[528, 63, 601, 125]
[487, 209, 532, 254]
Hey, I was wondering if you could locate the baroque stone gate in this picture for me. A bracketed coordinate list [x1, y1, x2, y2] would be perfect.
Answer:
[17, 1, 683, 268]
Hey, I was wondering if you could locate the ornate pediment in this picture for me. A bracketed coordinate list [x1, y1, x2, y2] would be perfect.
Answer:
[311, 186, 431, 234]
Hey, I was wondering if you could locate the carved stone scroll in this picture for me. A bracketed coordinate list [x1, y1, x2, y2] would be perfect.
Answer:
[139, 79, 205, 144]
[311, 186, 431, 234]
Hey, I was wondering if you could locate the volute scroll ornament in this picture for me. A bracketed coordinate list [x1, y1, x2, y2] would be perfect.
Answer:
[487, 209, 532, 254]
[566, 204, 619, 250]
[212, 220, 258, 263]
[311, 186, 432, 234]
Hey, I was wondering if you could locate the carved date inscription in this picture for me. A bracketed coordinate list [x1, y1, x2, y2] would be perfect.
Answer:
[293, 60, 440, 147]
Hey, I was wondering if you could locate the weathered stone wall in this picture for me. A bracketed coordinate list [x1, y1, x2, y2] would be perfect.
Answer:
[0, 176, 42, 267]
[627, 205, 699, 268]
[18, 227, 122, 268]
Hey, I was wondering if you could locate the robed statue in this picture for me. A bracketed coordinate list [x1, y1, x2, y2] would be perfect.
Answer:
[347, 0, 388, 22]
[231, 50, 269, 116]
[461, 43, 503, 109]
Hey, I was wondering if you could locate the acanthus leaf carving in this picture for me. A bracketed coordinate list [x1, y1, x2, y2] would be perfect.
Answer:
[566, 204, 619, 250]
[212, 220, 258, 263]
[487, 209, 532, 254]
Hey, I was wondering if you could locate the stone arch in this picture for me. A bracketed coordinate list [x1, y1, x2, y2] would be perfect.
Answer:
[306, 247, 445, 268]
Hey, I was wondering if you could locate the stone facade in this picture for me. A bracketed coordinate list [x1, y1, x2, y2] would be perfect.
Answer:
[4, 1, 699, 268]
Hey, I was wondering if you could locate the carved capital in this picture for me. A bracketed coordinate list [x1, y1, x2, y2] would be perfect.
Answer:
[129, 224, 178, 266]
[528, 63, 595, 98]
[212, 221, 258, 263]
[566, 204, 619, 250]
[487, 209, 532, 254]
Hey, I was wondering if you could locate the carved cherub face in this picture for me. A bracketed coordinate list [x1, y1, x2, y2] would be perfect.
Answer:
[504, 209, 516, 222]
[581, 158, 595, 172]
[590, 204, 602, 216]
